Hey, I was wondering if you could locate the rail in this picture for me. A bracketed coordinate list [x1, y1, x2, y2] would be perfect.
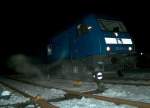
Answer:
[3, 77, 150, 108]
[0, 80, 58, 108]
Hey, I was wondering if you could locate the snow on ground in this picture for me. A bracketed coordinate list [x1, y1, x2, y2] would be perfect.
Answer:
[18, 78, 98, 92]
[0, 94, 29, 105]
[103, 79, 150, 86]
[0, 78, 66, 100]
[51, 97, 137, 108]
[0, 106, 15, 108]
[0, 83, 29, 106]
[96, 84, 150, 103]
[14, 78, 150, 103]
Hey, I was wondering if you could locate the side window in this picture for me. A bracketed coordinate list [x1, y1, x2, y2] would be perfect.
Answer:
[77, 24, 92, 36]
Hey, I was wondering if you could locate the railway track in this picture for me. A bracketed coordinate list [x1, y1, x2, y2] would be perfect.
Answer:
[1, 77, 150, 108]
[0, 80, 58, 108]
[65, 90, 150, 108]
[103, 79, 150, 86]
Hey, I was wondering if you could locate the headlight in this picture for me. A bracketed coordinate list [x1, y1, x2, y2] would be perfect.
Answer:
[106, 46, 111, 51]
[128, 46, 132, 51]
[140, 52, 144, 55]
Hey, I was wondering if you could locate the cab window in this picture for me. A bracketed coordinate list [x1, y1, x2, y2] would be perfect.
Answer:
[77, 24, 92, 36]
[97, 19, 127, 32]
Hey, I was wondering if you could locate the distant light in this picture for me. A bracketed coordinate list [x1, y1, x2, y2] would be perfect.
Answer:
[114, 32, 119, 37]
[128, 47, 132, 51]
[140, 52, 144, 55]
[106, 46, 111, 51]
[97, 76, 103, 80]
[97, 72, 103, 80]
[97, 72, 102, 76]
[88, 26, 92, 30]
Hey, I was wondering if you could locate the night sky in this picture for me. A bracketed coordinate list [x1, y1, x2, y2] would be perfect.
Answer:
[1, 1, 150, 62]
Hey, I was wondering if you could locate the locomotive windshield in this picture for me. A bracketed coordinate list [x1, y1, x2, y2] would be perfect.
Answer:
[104, 38, 133, 44]
[97, 19, 127, 32]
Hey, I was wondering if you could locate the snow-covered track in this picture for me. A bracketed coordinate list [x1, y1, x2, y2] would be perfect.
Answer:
[103, 79, 150, 86]
[0, 80, 58, 108]
[67, 90, 150, 108]
[5, 77, 150, 108]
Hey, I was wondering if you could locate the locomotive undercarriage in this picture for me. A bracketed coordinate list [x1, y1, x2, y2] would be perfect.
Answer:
[48, 54, 136, 80]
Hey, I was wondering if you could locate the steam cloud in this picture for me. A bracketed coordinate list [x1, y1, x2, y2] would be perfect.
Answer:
[7, 54, 44, 79]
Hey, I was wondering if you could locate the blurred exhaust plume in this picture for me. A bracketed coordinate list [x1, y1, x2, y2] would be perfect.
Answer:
[7, 54, 44, 79]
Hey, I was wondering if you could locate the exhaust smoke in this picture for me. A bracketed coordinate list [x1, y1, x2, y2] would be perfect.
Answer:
[7, 54, 44, 79]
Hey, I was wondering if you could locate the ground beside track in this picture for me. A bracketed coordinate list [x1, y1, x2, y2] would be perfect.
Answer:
[0, 83, 29, 106]
[5, 77, 150, 103]
[1, 77, 150, 108]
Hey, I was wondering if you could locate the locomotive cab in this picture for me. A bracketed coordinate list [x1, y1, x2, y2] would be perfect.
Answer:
[89, 18, 136, 77]
[75, 17, 136, 78]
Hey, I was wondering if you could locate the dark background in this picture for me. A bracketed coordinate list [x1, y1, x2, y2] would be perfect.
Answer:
[1, 1, 150, 64]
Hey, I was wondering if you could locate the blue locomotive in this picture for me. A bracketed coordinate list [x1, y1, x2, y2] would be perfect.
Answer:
[47, 14, 136, 80]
